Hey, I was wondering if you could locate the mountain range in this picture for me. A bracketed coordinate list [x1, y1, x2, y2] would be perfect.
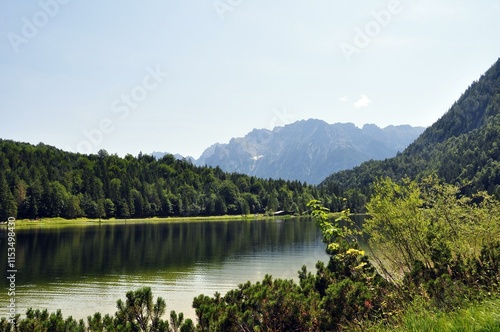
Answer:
[155, 121, 425, 184]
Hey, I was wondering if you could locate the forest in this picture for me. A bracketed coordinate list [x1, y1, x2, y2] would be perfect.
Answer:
[0, 139, 336, 221]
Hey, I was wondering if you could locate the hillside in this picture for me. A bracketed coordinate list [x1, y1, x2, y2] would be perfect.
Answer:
[0, 141, 318, 220]
[194, 120, 424, 184]
[320, 58, 500, 210]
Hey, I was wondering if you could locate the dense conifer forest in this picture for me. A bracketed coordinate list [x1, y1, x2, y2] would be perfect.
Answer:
[0, 140, 326, 220]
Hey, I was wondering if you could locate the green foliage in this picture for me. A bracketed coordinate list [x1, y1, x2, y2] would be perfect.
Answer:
[0, 288, 195, 332]
[352, 297, 500, 332]
[0, 172, 17, 220]
[306, 199, 359, 250]
[399, 299, 500, 332]
[0, 140, 317, 220]
[12, 308, 85, 332]
[190, 201, 388, 331]
[115, 287, 167, 331]
[364, 177, 429, 277]
[366, 176, 500, 308]
[306, 201, 390, 329]
[193, 275, 319, 331]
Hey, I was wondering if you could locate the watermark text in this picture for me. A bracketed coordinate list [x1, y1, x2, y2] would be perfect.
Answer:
[339, 0, 402, 63]
[6, 217, 17, 325]
[6, 0, 71, 53]
[74, 65, 167, 154]
[213, 0, 244, 20]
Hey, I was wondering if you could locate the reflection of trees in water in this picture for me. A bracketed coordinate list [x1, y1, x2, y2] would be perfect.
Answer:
[2, 218, 321, 284]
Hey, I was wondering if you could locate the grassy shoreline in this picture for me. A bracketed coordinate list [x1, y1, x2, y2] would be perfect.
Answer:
[5, 213, 316, 229]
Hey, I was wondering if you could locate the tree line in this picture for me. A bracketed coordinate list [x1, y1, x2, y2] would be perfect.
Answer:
[0, 139, 327, 221]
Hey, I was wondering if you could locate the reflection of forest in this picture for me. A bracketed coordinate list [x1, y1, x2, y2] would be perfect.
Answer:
[2, 218, 321, 284]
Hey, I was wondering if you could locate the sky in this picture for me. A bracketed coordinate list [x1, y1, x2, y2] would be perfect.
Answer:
[1, 0, 499, 159]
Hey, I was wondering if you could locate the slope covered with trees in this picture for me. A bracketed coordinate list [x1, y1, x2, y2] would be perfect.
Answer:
[0, 140, 318, 220]
[320, 58, 500, 211]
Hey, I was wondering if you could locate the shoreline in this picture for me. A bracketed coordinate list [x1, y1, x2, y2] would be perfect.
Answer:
[4, 214, 303, 229]
[4, 212, 349, 229]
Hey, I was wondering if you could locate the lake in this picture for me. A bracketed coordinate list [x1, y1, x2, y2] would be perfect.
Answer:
[0, 218, 328, 320]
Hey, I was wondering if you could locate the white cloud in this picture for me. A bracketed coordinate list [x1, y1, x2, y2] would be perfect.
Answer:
[353, 95, 372, 108]
[339, 96, 348, 102]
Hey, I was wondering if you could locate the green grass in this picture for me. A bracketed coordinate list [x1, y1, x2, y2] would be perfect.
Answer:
[6, 213, 299, 229]
[402, 300, 500, 332]
[353, 297, 500, 332]
[6, 211, 337, 229]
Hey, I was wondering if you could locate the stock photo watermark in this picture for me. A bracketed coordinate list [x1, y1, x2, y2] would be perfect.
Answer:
[6, 217, 17, 324]
[257, 106, 298, 145]
[339, 0, 403, 63]
[6, 0, 71, 53]
[74, 65, 167, 155]
[213, 0, 244, 21]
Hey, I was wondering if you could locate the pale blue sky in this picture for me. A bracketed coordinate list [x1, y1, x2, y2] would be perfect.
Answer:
[1, 0, 499, 158]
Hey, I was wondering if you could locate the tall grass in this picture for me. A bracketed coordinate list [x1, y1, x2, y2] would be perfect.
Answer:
[353, 297, 500, 332]
[402, 299, 500, 332]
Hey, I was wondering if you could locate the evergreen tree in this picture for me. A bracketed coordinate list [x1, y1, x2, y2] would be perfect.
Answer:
[0, 172, 17, 220]
[0, 139, 317, 219]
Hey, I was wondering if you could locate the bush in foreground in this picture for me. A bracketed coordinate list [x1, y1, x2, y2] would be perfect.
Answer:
[0, 287, 194, 332]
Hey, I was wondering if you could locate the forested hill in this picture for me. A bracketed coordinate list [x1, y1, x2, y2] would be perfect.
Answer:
[320, 58, 500, 210]
[0, 140, 319, 220]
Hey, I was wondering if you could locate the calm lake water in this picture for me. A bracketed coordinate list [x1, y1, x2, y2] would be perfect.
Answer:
[0, 218, 328, 320]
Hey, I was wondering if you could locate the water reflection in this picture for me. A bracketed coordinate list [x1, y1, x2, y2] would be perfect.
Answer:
[0, 219, 328, 319]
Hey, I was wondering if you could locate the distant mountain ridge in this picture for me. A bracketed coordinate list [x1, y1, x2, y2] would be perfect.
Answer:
[151, 151, 195, 163]
[157, 120, 425, 184]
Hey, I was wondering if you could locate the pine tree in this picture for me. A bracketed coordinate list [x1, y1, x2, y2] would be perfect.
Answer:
[0, 172, 17, 220]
